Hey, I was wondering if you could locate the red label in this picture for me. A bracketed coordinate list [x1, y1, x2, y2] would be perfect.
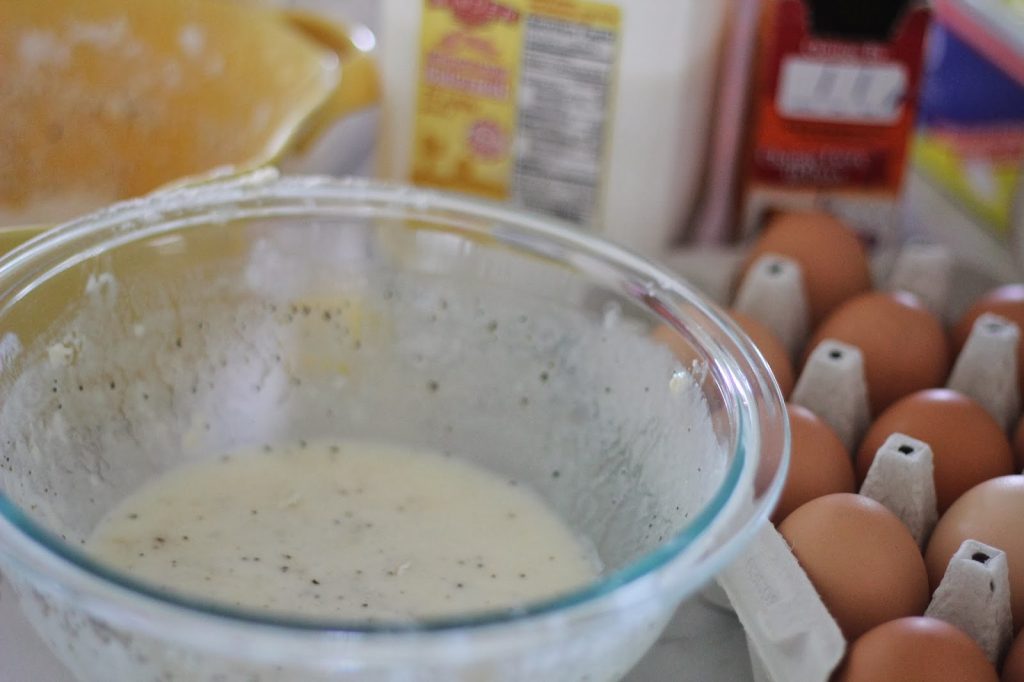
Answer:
[745, 0, 931, 190]
[468, 119, 508, 158]
[429, 0, 521, 27]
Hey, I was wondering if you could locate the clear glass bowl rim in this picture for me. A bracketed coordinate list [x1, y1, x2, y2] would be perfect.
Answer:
[0, 171, 789, 636]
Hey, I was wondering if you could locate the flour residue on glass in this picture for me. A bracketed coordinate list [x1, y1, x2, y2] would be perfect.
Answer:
[86, 440, 600, 621]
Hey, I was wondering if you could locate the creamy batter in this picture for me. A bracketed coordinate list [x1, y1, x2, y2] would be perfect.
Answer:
[87, 441, 599, 621]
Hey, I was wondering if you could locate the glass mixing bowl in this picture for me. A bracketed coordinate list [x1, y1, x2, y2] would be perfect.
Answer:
[0, 171, 787, 681]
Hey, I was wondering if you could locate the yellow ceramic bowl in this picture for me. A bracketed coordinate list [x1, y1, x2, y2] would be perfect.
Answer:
[0, 0, 378, 241]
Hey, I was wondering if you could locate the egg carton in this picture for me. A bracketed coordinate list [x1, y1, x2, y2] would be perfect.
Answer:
[666, 244, 1021, 682]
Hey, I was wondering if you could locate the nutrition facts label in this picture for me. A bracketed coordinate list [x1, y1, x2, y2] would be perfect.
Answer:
[512, 15, 617, 225]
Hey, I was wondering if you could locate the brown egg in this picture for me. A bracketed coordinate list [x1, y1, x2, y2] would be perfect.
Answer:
[806, 291, 950, 415]
[730, 310, 795, 397]
[779, 493, 930, 640]
[650, 323, 698, 366]
[857, 389, 1015, 512]
[651, 318, 794, 398]
[1004, 629, 1024, 682]
[953, 285, 1024, 398]
[926, 476, 1024, 633]
[738, 211, 871, 325]
[834, 617, 998, 682]
[771, 404, 854, 524]
[1013, 414, 1024, 472]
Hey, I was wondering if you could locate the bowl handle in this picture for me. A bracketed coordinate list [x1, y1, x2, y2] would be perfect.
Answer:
[282, 11, 381, 152]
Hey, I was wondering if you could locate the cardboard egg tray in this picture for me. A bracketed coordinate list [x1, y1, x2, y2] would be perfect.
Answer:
[662, 244, 1021, 682]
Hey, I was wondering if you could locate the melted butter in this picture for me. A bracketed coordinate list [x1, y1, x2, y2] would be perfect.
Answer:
[86, 441, 599, 621]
